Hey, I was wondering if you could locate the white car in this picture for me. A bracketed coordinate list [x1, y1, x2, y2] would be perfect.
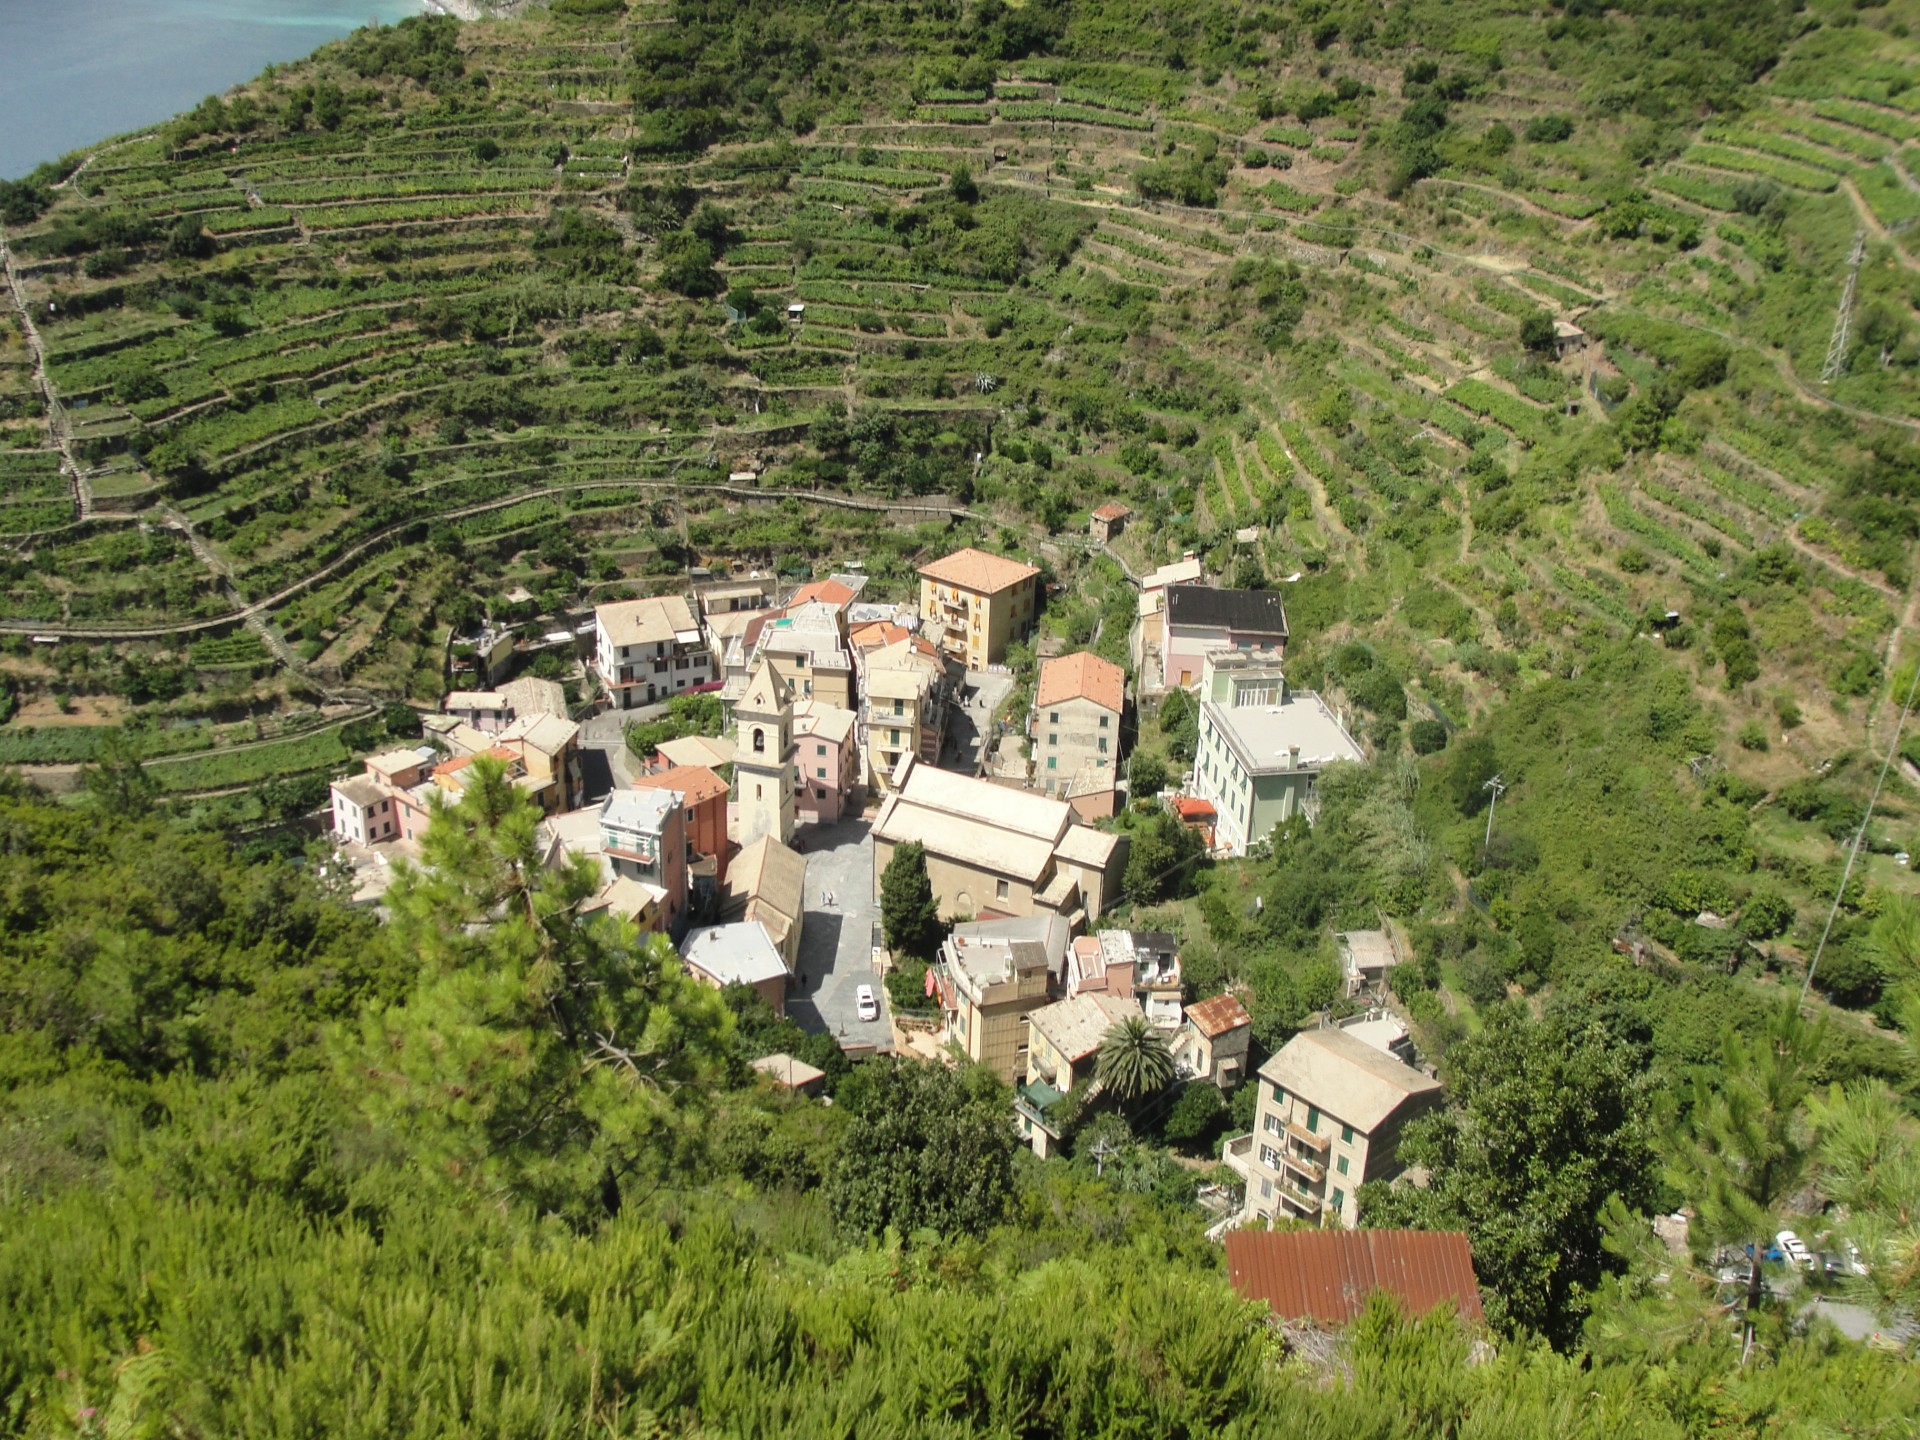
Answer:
[1776, 1230, 1814, 1271]
[855, 985, 879, 1022]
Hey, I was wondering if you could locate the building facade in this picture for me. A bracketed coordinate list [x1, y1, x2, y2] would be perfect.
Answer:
[792, 699, 859, 825]
[1191, 649, 1365, 855]
[936, 927, 1055, 1083]
[598, 788, 690, 940]
[594, 595, 712, 710]
[871, 757, 1128, 927]
[1032, 651, 1125, 796]
[733, 660, 796, 847]
[916, 547, 1041, 669]
[1226, 1028, 1443, 1229]
[1161, 585, 1290, 691]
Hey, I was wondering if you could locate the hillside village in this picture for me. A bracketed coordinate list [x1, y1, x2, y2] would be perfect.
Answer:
[328, 532, 1449, 1242]
[13, 0, 1920, 1422]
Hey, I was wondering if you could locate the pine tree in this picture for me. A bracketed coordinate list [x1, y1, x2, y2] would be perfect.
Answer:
[1095, 1015, 1175, 1101]
[879, 840, 942, 960]
[1666, 1006, 1821, 1348]
[81, 729, 157, 818]
[336, 757, 731, 1217]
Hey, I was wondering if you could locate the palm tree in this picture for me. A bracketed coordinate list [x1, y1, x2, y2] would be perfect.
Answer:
[1094, 1015, 1174, 1102]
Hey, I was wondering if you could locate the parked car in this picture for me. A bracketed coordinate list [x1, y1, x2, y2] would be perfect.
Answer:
[1776, 1230, 1814, 1270]
[855, 985, 879, 1022]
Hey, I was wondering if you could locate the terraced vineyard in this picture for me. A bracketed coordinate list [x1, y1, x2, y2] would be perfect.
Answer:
[3, 0, 1920, 802]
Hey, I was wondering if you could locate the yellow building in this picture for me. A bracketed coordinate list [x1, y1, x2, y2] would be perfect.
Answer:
[917, 547, 1041, 669]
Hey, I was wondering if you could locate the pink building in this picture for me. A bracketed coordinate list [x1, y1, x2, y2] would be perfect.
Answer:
[1162, 586, 1289, 691]
[792, 698, 859, 825]
[330, 748, 435, 846]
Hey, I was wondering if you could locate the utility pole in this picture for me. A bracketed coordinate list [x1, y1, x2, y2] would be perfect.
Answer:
[1821, 232, 1867, 385]
[1482, 773, 1506, 854]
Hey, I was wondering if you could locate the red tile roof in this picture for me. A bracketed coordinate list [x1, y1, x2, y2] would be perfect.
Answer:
[1092, 501, 1132, 521]
[631, 764, 730, 808]
[789, 579, 856, 610]
[851, 621, 911, 649]
[918, 546, 1040, 595]
[1036, 651, 1125, 714]
[1224, 1229, 1483, 1328]
[1185, 992, 1251, 1038]
[1171, 797, 1216, 820]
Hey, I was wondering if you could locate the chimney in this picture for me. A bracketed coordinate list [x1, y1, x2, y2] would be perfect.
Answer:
[1288, 745, 1300, 767]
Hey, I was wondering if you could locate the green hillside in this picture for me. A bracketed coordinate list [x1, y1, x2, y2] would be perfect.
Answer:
[6, 1, 1920, 1429]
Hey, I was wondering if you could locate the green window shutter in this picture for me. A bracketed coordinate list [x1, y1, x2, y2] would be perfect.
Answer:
[1341, 1124, 1354, 1143]
[1331, 1188, 1345, 1212]
[1336, 1155, 1349, 1177]
[1306, 1106, 1320, 1133]
[1272, 1084, 1286, 1105]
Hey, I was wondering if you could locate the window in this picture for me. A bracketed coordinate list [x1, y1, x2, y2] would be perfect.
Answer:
[1259, 1144, 1283, 1169]
[1099, 715, 1110, 728]
[1050, 711, 1059, 724]
[1336, 1155, 1349, 1177]
[995, 879, 1010, 901]
[893, 698, 904, 716]
[1047, 756, 1056, 770]
[815, 767, 826, 779]
[1272, 1084, 1286, 1105]
[816, 743, 826, 756]
[816, 788, 826, 800]
[753, 728, 765, 754]
[1048, 733, 1057, 747]
[755, 784, 763, 799]
[1306, 1106, 1320, 1133]
[1098, 737, 1109, 753]
[1331, 1188, 1345, 1213]
[1261, 1179, 1273, 1200]
[890, 728, 900, 745]
[1341, 1123, 1354, 1144]
[1263, 1114, 1281, 1136]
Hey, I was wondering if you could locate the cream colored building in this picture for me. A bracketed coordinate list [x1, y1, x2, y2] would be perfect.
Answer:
[1032, 651, 1125, 796]
[594, 595, 711, 710]
[937, 927, 1055, 1084]
[871, 756, 1127, 927]
[917, 547, 1041, 669]
[1019, 990, 1142, 1157]
[734, 659, 796, 847]
[860, 635, 946, 792]
[1224, 1028, 1443, 1229]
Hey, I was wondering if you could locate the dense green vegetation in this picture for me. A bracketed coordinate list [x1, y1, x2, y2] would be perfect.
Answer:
[5, 766, 1920, 1435]
[8, 0, 1920, 1426]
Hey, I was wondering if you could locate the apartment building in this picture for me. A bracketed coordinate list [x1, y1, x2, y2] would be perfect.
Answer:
[1192, 649, 1365, 855]
[598, 788, 691, 941]
[1032, 651, 1125, 796]
[1161, 585, 1290, 691]
[792, 698, 859, 824]
[859, 635, 946, 792]
[594, 595, 711, 710]
[1225, 1028, 1443, 1229]
[917, 546, 1041, 669]
[934, 922, 1057, 1084]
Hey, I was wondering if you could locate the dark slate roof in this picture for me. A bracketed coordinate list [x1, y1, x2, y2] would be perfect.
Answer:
[1224, 1229, 1484, 1327]
[1165, 585, 1290, 636]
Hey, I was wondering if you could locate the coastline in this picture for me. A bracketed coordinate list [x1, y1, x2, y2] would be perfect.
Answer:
[423, 0, 527, 18]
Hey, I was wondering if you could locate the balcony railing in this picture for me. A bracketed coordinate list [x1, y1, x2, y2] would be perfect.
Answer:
[1279, 1149, 1325, 1185]
[1286, 1122, 1331, 1152]
[1222, 1133, 1256, 1183]
[1276, 1180, 1322, 1216]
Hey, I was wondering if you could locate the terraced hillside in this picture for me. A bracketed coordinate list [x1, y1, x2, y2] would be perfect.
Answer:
[3, 0, 1920, 815]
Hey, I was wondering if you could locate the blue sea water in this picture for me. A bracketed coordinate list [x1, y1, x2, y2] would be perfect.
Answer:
[1, 0, 425, 180]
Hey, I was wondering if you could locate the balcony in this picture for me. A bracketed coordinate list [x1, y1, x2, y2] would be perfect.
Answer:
[1285, 1122, 1331, 1152]
[1222, 1133, 1256, 1184]
[1279, 1148, 1325, 1185]
[1276, 1181, 1322, 1218]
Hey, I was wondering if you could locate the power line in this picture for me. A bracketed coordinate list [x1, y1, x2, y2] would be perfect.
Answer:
[1802, 652, 1920, 1006]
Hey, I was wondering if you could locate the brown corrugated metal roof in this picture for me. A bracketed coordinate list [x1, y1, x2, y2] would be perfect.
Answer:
[1224, 1229, 1483, 1327]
